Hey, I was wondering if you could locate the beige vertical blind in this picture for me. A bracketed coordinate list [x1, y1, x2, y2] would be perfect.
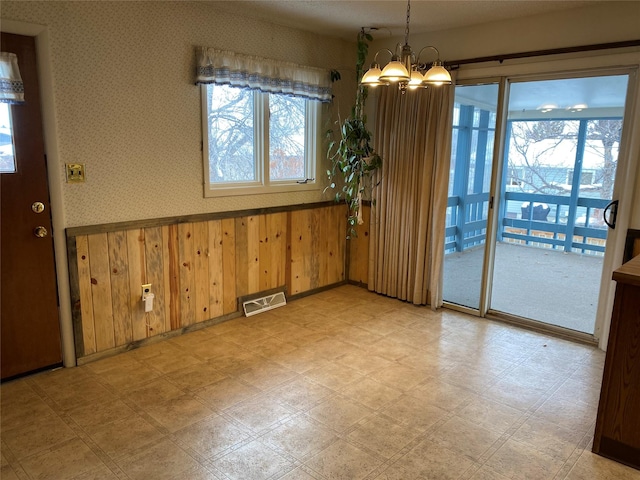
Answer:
[368, 84, 454, 307]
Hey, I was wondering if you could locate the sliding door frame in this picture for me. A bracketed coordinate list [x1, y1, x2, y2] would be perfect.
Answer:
[479, 76, 508, 318]
[448, 54, 640, 348]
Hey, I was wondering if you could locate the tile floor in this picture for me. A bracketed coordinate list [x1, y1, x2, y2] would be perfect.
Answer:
[1, 285, 639, 480]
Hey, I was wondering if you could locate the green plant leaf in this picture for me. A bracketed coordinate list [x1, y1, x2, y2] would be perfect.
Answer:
[325, 29, 382, 238]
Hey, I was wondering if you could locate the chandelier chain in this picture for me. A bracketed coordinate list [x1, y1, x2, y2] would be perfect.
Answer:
[405, 0, 411, 45]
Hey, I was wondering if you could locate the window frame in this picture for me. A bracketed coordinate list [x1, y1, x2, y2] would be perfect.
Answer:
[200, 85, 321, 198]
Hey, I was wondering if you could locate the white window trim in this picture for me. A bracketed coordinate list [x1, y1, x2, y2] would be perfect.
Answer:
[201, 87, 321, 198]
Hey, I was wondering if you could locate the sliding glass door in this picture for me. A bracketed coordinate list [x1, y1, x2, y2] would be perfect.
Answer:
[443, 72, 631, 338]
[443, 83, 499, 310]
[490, 75, 628, 334]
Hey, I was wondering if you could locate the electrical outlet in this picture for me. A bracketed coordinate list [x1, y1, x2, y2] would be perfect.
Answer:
[141, 284, 152, 299]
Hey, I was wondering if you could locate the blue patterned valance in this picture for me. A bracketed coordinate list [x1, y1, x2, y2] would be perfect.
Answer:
[0, 53, 25, 104]
[195, 47, 332, 103]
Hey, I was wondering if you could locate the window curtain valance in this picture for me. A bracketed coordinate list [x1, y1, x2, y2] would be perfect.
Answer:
[195, 47, 332, 103]
[0, 52, 25, 104]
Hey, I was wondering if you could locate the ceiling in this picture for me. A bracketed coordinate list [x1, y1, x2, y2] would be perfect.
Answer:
[207, 1, 603, 41]
[457, 75, 629, 117]
[206, 1, 629, 114]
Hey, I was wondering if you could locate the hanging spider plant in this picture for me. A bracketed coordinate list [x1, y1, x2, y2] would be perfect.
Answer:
[326, 29, 382, 238]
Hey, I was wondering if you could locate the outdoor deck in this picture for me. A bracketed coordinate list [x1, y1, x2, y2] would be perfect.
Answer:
[443, 242, 603, 334]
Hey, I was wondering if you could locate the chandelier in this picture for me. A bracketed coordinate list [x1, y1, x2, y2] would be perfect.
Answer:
[360, 0, 452, 91]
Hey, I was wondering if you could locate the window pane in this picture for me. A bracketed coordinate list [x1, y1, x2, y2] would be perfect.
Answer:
[0, 103, 16, 173]
[444, 83, 499, 310]
[585, 118, 621, 200]
[507, 120, 579, 195]
[269, 94, 305, 180]
[206, 84, 255, 183]
[492, 75, 628, 335]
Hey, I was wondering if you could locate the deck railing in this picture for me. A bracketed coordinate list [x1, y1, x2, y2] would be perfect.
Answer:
[445, 193, 490, 252]
[445, 191, 609, 255]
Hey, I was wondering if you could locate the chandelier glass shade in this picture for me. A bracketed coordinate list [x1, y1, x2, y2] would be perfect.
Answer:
[360, 0, 452, 91]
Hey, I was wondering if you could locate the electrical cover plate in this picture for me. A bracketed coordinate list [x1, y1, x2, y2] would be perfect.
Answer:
[66, 163, 86, 183]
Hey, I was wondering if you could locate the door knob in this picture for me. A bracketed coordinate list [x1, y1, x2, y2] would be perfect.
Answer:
[33, 226, 48, 238]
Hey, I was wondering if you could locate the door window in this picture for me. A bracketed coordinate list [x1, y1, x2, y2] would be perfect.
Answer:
[0, 103, 16, 173]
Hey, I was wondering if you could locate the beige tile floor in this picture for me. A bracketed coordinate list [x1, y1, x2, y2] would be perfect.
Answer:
[2, 285, 639, 480]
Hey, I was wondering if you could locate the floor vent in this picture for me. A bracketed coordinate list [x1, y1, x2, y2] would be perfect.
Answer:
[242, 291, 287, 317]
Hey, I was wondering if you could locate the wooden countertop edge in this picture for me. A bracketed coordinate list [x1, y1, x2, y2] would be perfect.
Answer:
[613, 255, 640, 287]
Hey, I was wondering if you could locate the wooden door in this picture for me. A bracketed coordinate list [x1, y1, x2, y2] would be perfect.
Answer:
[1, 32, 62, 380]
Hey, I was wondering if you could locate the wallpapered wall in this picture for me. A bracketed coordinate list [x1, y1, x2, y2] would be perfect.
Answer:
[1, 1, 356, 227]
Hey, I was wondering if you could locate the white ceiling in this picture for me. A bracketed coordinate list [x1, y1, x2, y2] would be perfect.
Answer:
[207, 0, 604, 41]
[457, 75, 630, 117]
[207, 1, 631, 114]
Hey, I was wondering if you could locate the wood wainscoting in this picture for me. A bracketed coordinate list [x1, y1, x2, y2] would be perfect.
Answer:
[347, 204, 370, 286]
[66, 203, 352, 362]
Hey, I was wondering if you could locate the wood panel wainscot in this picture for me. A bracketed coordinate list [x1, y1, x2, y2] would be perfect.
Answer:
[593, 253, 640, 470]
[347, 204, 370, 286]
[67, 203, 347, 362]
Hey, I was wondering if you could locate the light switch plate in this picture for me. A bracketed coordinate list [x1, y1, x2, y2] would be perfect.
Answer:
[66, 163, 86, 183]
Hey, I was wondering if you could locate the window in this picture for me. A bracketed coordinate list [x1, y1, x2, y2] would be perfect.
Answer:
[508, 167, 523, 186]
[195, 47, 331, 196]
[202, 84, 320, 197]
[567, 168, 595, 186]
[0, 52, 24, 174]
[0, 103, 16, 173]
